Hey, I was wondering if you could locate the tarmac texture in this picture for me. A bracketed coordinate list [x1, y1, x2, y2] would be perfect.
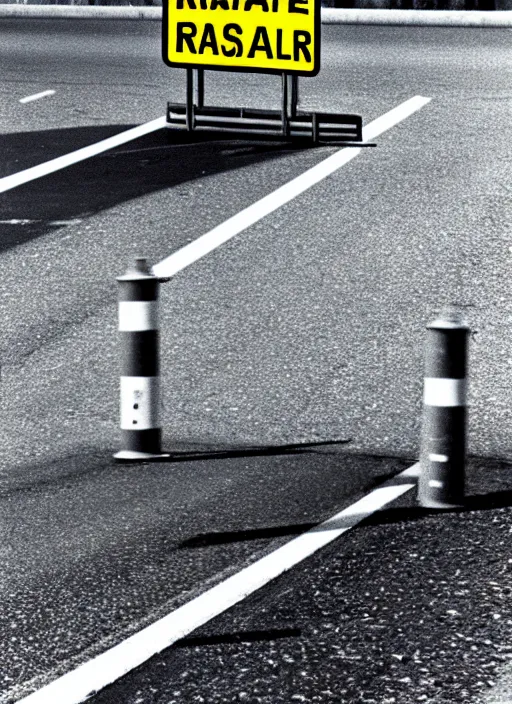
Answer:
[89, 458, 512, 704]
[0, 17, 511, 704]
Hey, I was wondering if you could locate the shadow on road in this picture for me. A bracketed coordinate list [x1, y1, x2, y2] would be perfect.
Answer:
[176, 627, 301, 648]
[180, 487, 512, 550]
[0, 124, 311, 253]
[178, 455, 512, 548]
[363, 487, 512, 528]
[161, 438, 353, 464]
[181, 521, 319, 548]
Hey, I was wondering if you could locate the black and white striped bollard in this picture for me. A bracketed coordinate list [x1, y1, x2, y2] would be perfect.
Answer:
[114, 258, 169, 461]
[418, 311, 469, 508]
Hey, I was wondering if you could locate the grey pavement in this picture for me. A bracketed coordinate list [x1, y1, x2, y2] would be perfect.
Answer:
[0, 19, 511, 704]
[1, 448, 407, 702]
[88, 456, 512, 704]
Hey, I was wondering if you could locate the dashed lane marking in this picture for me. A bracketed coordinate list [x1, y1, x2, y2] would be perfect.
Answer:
[19, 90, 56, 104]
[0, 219, 82, 226]
[0, 116, 167, 194]
[16, 464, 420, 704]
[152, 95, 431, 279]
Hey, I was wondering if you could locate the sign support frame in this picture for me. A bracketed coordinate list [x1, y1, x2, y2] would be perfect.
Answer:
[167, 68, 371, 146]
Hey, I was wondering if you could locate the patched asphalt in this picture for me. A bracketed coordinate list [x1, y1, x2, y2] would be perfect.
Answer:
[89, 457, 512, 704]
[1, 450, 409, 701]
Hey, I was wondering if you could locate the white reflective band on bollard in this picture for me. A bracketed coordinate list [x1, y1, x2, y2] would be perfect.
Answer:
[428, 453, 449, 463]
[118, 301, 158, 332]
[423, 377, 467, 407]
[429, 479, 444, 488]
[120, 376, 160, 430]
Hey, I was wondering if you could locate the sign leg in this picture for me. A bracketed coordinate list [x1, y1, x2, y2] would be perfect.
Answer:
[289, 75, 299, 118]
[312, 112, 319, 144]
[195, 69, 204, 109]
[281, 73, 290, 138]
[186, 68, 194, 132]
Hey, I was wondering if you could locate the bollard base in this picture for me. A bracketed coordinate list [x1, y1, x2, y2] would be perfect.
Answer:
[114, 450, 171, 462]
[419, 497, 464, 510]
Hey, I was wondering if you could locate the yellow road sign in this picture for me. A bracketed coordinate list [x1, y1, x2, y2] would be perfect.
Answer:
[162, 0, 320, 76]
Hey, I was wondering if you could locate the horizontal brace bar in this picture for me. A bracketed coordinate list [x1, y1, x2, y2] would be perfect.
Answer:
[320, 123, 360, 130]
[166, 123, 375, 145]
[168, 114, 361, 133]
[175, 115, 283, 128]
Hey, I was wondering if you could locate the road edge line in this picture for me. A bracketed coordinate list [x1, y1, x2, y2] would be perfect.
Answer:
[0, 4, 162, 19]
[0, 5, 511, 26]
[15, 463, 420, 704]
[321, 8, 512, 26]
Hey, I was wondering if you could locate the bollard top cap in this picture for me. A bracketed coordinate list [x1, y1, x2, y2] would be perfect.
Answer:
[427, 307, 470, 331]
[117, 257, 156, 282]
[132, 257, 151, 275]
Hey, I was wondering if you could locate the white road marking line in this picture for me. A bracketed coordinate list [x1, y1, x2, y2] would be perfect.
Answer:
[0, 116, 167, 194]
[0, 96, 428, 203]
[19, 89, 56, 104]
[16, 463, 420, 704]
[152, 95, 431, 279]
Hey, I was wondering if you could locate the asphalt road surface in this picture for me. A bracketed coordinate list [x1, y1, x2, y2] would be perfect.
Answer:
[1, 18, 511, 704]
